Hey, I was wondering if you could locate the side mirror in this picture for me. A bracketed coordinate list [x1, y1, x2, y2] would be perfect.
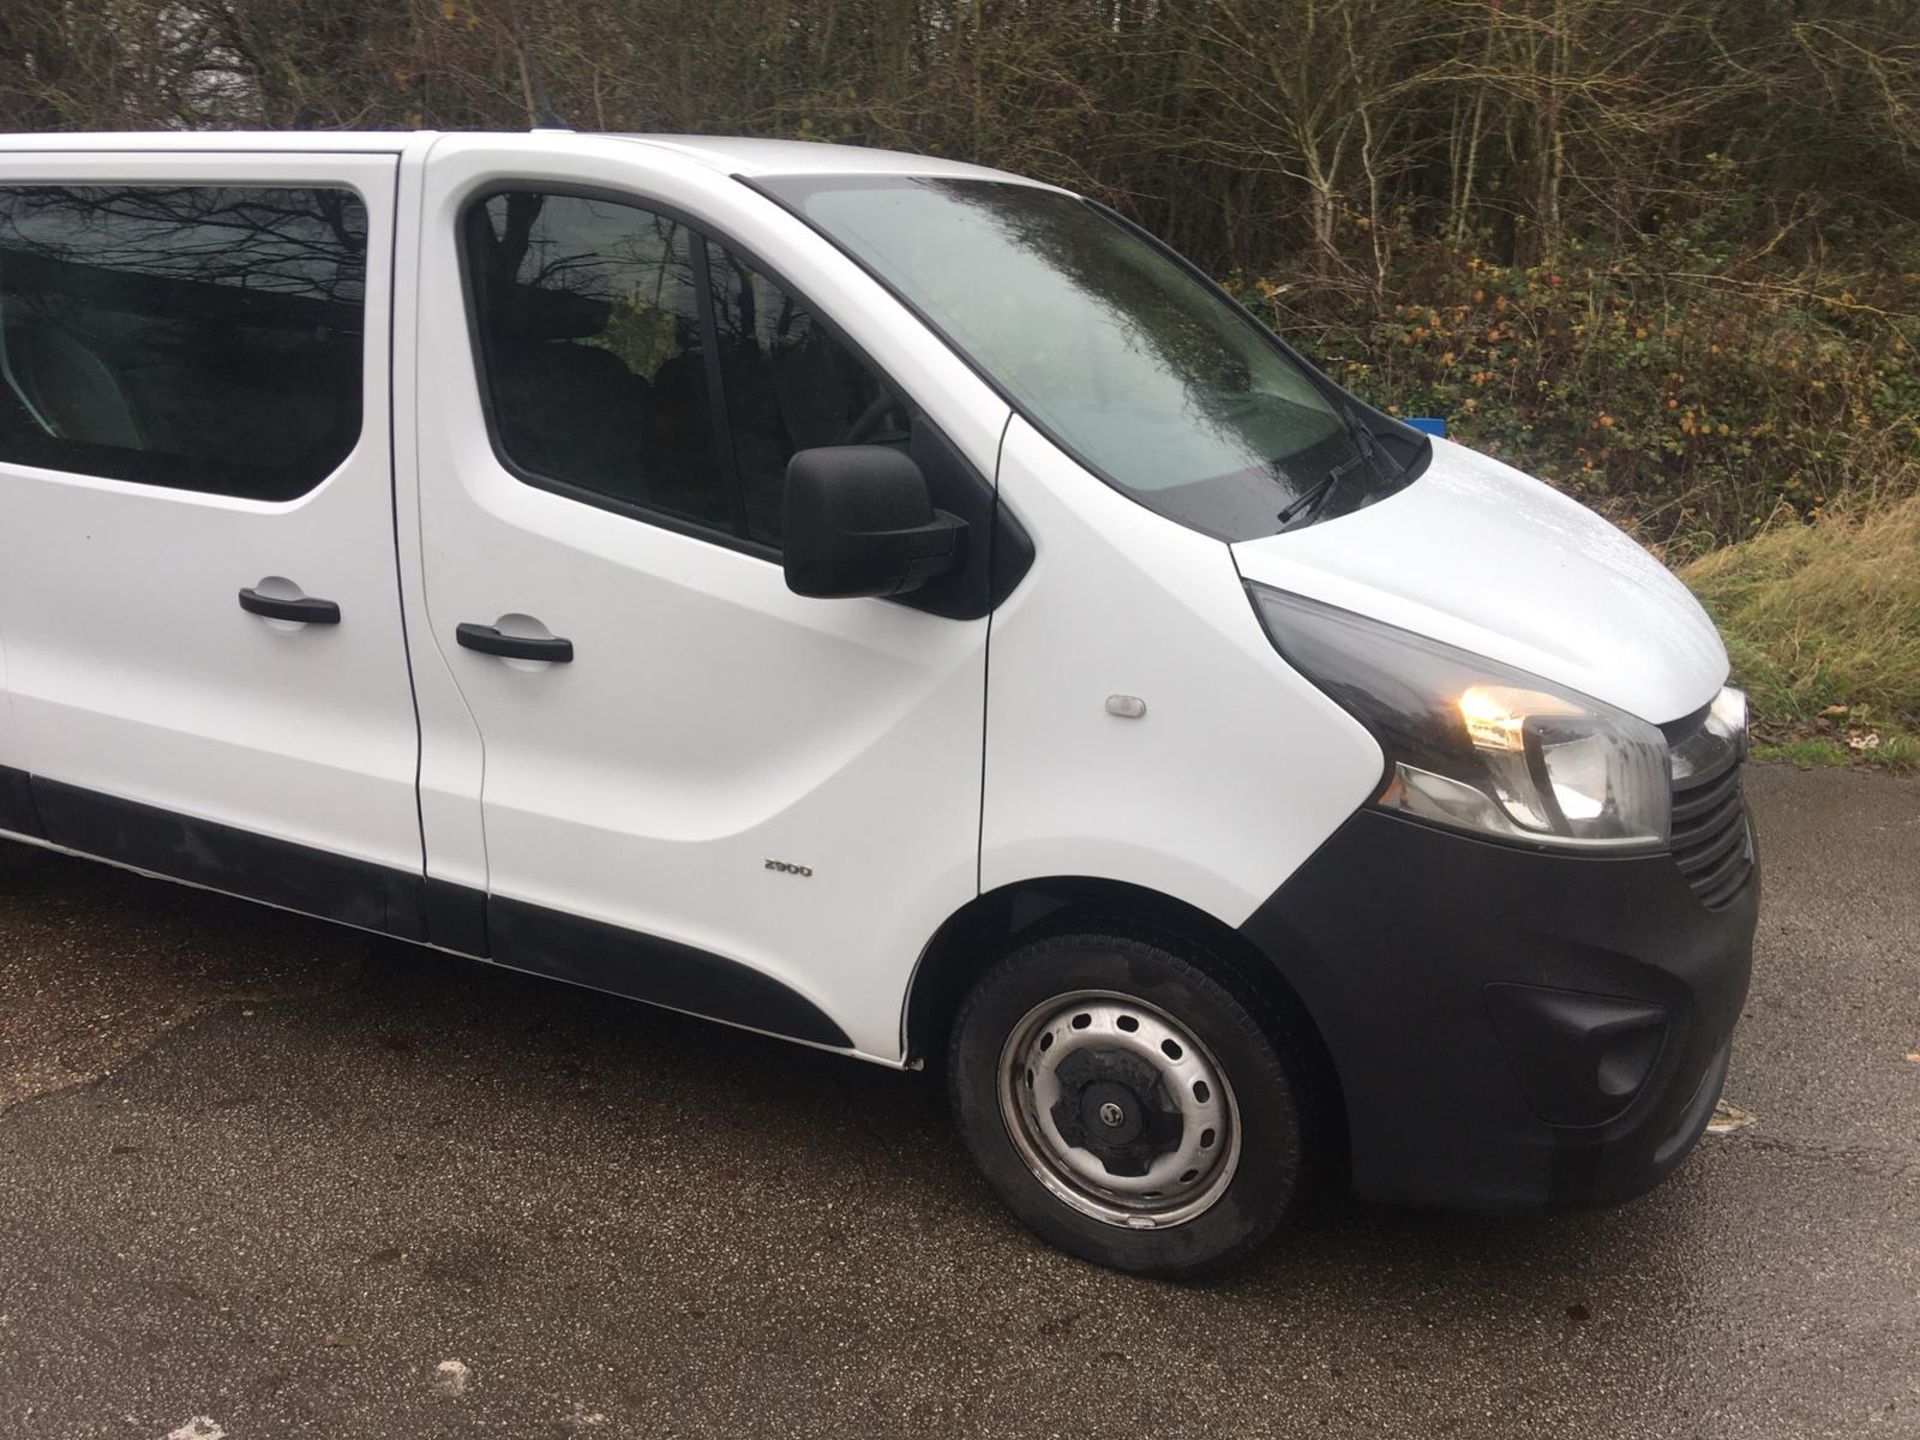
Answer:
[783, 446, 968, 599]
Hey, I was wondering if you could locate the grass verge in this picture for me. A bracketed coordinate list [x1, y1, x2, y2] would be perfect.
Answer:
[1681, 494, 1920, 771]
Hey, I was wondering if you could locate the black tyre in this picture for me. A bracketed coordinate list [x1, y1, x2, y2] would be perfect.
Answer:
[948, 928, 1312, 1278]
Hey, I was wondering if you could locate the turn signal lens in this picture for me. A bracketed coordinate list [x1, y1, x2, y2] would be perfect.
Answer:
[1459, 684, 1581, 751]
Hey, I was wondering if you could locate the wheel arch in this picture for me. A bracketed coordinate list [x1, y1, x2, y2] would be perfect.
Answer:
[904, 874, 1348, 1166]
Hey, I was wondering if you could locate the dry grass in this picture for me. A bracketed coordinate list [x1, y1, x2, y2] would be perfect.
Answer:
[1681, 492, 1920, 768]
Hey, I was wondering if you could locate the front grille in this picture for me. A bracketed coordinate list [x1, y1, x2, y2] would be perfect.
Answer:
[1670, 760, 1753, 907]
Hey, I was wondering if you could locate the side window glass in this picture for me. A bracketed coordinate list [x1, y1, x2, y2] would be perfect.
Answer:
[0, 184, 367, 499]
[465, 192, 728, 532]
[705, 240, 911, 547]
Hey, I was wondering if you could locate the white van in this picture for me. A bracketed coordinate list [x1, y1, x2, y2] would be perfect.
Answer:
[0, 131, 1756, 1275]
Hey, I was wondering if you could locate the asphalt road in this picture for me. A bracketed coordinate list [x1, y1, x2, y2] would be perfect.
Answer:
[0, 765, 1915, 1439]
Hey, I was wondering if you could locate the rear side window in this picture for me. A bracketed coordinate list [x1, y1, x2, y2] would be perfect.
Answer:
[0, 184, 368, 500]
[463, 188, 907, 552]
[464, 191, 731, 531]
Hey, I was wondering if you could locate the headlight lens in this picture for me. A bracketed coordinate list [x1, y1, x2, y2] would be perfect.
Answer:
[1249, 585, 1673, 850]
[1670, 683, 1748, 783]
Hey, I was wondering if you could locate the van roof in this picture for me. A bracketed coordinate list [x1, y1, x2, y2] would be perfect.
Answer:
[0, 130, 433, 154]
[0, 129, 1042, 185]
[615, 133, 1033, 183]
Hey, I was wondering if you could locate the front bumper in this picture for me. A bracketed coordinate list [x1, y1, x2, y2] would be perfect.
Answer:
[1240, 807, 1757, 1212]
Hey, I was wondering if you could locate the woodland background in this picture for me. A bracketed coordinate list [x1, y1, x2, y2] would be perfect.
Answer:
[3, 0, 1917, 756]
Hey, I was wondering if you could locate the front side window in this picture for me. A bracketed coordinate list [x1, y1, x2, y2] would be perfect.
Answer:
[755, 175, 1410, 541]
[464, 189, 906, 552]
[704, 239, 908, 547]
[0, 184, 368, 500]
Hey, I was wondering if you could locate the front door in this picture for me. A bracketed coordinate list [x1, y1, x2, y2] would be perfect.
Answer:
[0, 149, 424, 932]
[409, 139, 1003, 1058]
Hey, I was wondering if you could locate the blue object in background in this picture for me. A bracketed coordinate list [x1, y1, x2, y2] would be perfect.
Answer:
[1406, 417, 1448, 437]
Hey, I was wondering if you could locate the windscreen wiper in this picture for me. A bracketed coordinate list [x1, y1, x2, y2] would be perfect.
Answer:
[1275, 451, 1368, 531]
[1274, 407, 1397, 532]
[1341, 403, 1403, 477]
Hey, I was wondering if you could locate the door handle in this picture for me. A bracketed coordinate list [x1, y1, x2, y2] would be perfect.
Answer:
[455, 622, 574, 663]
[238, 587, 341, 625]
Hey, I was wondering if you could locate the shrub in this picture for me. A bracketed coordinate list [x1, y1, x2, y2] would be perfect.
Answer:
[1242, 234, 1920, 558]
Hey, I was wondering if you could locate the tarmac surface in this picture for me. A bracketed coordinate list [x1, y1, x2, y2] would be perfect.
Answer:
[0, 764, 1915, 1438]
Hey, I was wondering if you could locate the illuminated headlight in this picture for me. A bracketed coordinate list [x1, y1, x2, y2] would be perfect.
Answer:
[1249, 585, 1673, 851]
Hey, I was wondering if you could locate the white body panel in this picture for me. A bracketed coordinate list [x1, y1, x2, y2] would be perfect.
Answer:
[0, 147, 422, 873]
[1232, 438, 1728, 724]
[981, 417, 1384, 929]
[0, 129, 1742, 1077]
[407, 135, 1014, 1059]
[389, 137, 489, 902]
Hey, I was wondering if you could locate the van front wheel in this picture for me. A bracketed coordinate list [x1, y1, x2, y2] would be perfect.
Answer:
[948, 930, 1310, 1277]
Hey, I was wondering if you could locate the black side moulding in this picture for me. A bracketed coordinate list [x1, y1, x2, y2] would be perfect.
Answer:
[32, 777, 425, 939]
[5, 771, 852, 1053]
[0, 764, 44, 838]
[488, 896, 854, 1049]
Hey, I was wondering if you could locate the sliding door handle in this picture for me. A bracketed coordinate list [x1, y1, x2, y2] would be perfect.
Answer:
[456, 622, 573, 663]
[239, 587, 341, 625]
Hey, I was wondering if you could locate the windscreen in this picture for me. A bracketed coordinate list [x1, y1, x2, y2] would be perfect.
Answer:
[756, 174, 1382, 539]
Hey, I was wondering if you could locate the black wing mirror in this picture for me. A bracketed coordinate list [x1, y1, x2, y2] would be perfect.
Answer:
[782, 446, 967, 599]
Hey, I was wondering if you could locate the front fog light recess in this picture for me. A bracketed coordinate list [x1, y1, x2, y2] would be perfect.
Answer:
[1248, 586, 1671, 851]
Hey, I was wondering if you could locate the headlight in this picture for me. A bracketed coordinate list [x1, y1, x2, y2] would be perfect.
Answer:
[1249, 585, 1672, 850]
[1670, 683, 1748, 783]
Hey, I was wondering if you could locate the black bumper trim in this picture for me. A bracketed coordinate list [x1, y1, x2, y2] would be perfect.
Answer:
[1239, 807, 1757, 1213]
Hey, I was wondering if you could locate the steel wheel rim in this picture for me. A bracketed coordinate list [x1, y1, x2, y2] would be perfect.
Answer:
[997, 989, 1242, 1230]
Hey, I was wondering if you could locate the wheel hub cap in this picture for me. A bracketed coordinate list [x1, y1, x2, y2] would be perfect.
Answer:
[998, 991, 1241, 1230]
[1051, 1052, 1180, 1175]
